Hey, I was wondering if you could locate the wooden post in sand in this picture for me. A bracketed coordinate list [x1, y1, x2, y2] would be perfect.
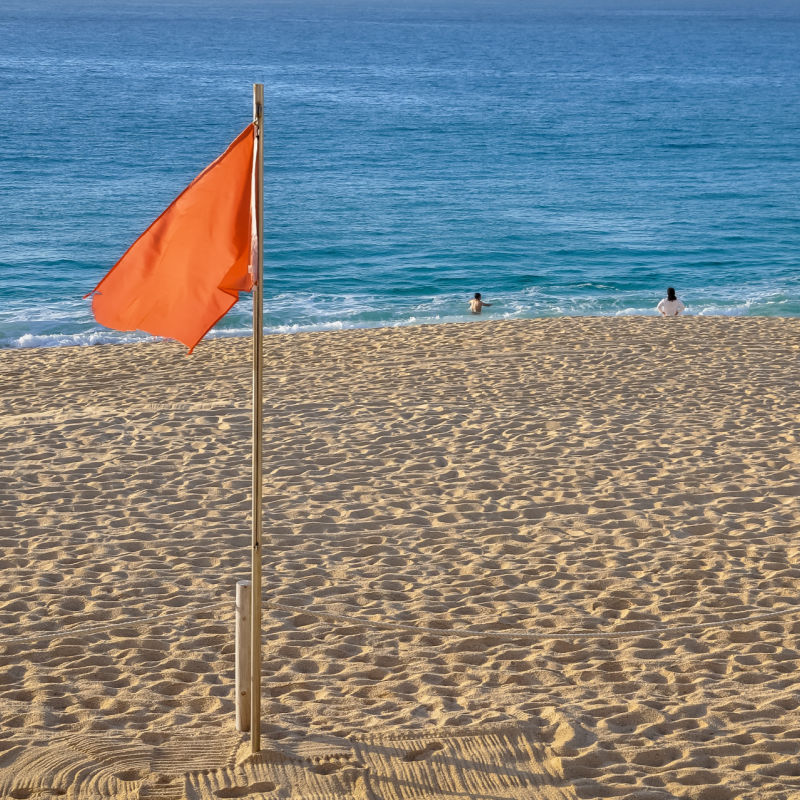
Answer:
[235, 580, 251, 731]
[250, 83, 265, 754]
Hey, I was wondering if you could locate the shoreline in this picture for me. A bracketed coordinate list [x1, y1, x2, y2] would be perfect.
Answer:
[6, 300, 800, 351]
[5, 309, 800, 350]
[2, 316, 800, 799]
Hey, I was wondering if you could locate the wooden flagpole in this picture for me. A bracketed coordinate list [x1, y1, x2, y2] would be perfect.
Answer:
[251, 82, 265, 755]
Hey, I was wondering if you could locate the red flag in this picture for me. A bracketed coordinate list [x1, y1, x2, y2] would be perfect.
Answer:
[86, 124, 256, 352]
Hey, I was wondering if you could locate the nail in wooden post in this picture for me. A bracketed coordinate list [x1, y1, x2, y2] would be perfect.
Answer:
[235, 580, 252, 732]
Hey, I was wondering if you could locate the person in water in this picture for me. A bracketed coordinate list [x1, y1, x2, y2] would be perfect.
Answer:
[469, 292, 492, 314]
[657, 287, 685, 316]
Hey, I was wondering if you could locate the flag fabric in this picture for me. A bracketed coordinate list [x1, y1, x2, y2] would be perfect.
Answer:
[86, 124, 256, 353]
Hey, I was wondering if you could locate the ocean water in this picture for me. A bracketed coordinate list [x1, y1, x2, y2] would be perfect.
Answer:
[2, 0, 799, 349]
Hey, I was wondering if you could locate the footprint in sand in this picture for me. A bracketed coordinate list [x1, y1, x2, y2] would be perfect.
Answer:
[402, 741, 444, 762]
[113, 768, 149, 781]
[310, 756, 366, 775]
[214, 781, 275, 798]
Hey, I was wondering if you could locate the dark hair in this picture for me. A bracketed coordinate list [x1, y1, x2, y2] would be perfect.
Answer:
[474, 292, 481, 299]
[667, 287, 677, 301]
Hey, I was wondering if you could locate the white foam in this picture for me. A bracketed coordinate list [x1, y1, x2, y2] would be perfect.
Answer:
[2, 283, 799, 350]
[13, 330, 151, 349]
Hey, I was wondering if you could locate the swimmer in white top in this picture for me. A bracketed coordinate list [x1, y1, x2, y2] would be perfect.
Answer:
[657, 287, 686, 316]
[469, 292, 492, 314]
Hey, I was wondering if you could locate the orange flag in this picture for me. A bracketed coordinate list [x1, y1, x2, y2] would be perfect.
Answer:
[86, 124, 257, 353]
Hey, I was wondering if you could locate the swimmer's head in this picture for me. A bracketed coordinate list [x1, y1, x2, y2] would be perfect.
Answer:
[474, 292, 481, 299]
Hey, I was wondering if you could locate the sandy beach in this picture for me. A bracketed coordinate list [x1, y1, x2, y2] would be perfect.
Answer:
[2, 316, 800, 800]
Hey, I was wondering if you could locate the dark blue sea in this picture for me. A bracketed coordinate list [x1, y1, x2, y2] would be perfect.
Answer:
[2, 0, 799, 348]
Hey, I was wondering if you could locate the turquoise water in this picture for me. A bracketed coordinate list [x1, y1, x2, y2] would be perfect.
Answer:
[2, 0, 800, 348]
